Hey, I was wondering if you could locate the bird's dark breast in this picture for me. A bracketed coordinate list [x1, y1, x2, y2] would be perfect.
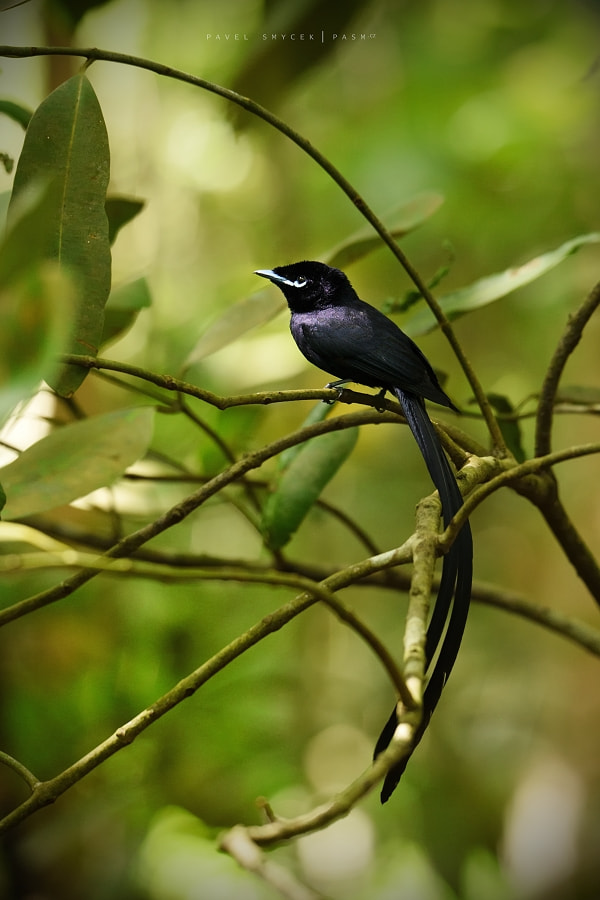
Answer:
[290, 312, 383, 387]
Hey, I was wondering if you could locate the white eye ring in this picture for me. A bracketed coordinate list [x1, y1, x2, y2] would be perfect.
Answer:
[293, 275, 308, 288]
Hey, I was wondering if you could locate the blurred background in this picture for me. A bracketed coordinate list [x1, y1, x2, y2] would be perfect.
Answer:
[0, 0, 599, 897]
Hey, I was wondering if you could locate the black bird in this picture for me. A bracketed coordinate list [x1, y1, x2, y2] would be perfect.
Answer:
[256, 260, 473, 802]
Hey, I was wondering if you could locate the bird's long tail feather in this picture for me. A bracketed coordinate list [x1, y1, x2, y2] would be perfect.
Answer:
[374, 389, 473, 802]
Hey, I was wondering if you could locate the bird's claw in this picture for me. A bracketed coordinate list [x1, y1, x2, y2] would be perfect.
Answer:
[324, 379, 349, 404]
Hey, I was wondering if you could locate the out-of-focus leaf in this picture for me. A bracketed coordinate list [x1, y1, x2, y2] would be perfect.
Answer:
[101, 277, 152, 347]
[0, 182, 76, 423]
[555, 385, 600, 406]
[105, 195, 145, 245]
[0, 407, 154, 520]
[231, 0, 369, 121]
[52, 0, 110, 27]
[262, 420, 358, 550]
[137, 807, 283, 900]
[326, 192, 444, 269]
[0, 191, 9, 229]
[404, 233, 600, 335]
[0, 262, 75, 424]
[0, 99, 33, 130]
[8, 73, 111, 397]
[485, 393, 526, 462]
[183, 289, 285, 368]
[0, 180, 57, 283]
[188, 193, 443, 364]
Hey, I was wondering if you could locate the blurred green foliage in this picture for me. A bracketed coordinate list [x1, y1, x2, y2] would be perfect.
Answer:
[0, 1, 599, 898]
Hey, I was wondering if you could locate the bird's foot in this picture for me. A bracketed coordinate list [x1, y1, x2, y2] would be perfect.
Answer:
[324, 378, 351, 405]
[374, 388, 388, 412]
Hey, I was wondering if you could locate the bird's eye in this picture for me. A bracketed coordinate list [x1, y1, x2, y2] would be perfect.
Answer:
[293, 275, 308, 288]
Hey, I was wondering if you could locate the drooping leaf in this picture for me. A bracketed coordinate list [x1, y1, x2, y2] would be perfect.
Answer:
[101, 277, 152, 347]
[105, 195, 145, 245]
[404, 233, 600, 336]
[183, 288, 285, 369]
[261, 420, 358, 550]
[326, 191, 444, 269]
[0, 98, 33, 130]
[8, 73, 111, 396]
[0, 407, 155, 520]
[485, 393, 526, 463]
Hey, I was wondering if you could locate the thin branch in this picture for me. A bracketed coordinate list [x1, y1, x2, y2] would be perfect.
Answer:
[0, 751, 40, 791]
[474, 582, 600, 656]
[220, 827, 319, 900]
[535, 280, 600, 456]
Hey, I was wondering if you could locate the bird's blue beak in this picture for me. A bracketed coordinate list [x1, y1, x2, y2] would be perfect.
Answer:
[254, 269, 295, 288]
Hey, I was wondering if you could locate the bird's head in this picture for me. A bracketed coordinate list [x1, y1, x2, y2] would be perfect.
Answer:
[255, 260, 352, 311]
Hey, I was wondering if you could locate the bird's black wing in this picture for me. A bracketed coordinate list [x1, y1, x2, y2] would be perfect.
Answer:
[291, 303, 453, 408]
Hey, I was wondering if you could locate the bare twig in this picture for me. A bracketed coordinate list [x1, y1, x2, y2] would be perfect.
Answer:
[535, 281, 600, 456]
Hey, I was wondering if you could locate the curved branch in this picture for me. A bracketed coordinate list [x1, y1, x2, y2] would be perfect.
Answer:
[535, 281, 600, 456]
[474, 581, 600, 656]
[0, 751, 40, 792]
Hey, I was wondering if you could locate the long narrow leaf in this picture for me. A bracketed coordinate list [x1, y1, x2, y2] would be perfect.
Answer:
[262, 423, 358, 550]
[9, 73, 111, 396]
[404, 233, 600, 336]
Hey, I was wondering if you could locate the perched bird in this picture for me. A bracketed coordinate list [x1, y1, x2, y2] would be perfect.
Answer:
[256, 260, 473, 802]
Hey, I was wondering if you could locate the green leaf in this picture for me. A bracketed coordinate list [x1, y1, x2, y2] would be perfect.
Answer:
[0, 98, 33, 130]
[183, 288, 285, 368]
[276, 401, 332, 471]
[555, 385, 600, 406]
[0, 182, 76, 422]
[8, 73, 111, 396]
[326, 191, 444, 269]
[261, 421, 358, 550]
[0, 191, 9, 230]
[105, 195, 145, 245]
[404, 233, 600, 336]
[0, 262, 76, 424]
[0, 407, 155, 521]
[101, 277, 152, 347]
[485, 393, 526, 463]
